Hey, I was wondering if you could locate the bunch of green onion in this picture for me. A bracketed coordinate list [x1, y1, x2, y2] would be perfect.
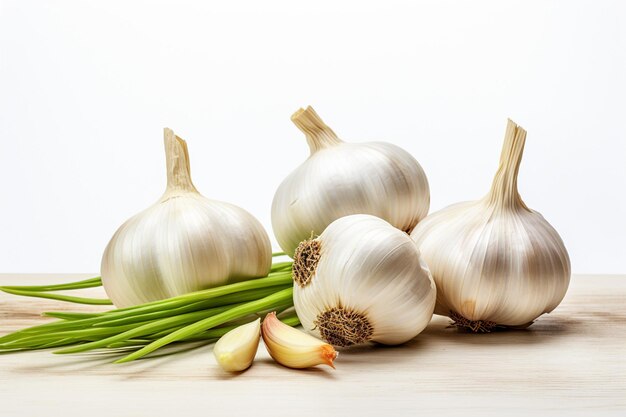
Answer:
[0, 259, 296, 363]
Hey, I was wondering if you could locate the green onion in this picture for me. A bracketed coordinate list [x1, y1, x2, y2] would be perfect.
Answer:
[115, 288, 294, 363]
[0, 287, 112, 305]
[0, 253, 290, 305]
[0, 276, 102, 292]
[42, 312, 100, 320]
[0, 260, 297, 363]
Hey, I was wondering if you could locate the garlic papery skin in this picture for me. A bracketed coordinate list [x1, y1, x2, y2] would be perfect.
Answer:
[293, 214, 436, 347]
[261, 312, 337, 369]
[271, 106, 430, 256]
[101, 128, 272, 308]
[411, 120, 571, 330]
[214, 318, 261, 372]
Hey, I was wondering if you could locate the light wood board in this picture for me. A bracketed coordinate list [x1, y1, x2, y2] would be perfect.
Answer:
[0, 274, 624, 416]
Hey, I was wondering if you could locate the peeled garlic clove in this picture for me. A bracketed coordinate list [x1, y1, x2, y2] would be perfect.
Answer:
[214, 318, 261, 372]
[271, 106, 430, 256]
[261, 312, 337, 369]
[293, 214, 436, 347]
[411, 120, 571, 330]
[101, 128, 272, 307]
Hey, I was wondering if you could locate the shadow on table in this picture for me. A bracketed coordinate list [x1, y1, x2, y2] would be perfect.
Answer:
[5, 311, 594, 377]
[213, 356, 338, 381]
[418, 314, 580, 344]
[333, 313, 581, 367]
[7, 341, 212, 379]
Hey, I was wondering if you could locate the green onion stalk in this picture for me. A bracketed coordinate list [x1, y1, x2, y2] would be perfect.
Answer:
[0, 254, 297, 363]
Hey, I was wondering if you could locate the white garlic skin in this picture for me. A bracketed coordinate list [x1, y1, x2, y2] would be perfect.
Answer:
[272, 106, 429, 256]
[293, 214, 436, 346]
[411, 202, 570, 326]
[101, 129, 271, 308]
[410, 120, 571, 327]
[102, 195, 271, 308]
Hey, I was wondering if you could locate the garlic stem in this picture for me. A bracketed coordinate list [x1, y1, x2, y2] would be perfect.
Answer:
[163, 127, 198, 195]
[486, 119, 529, 210]
[291, 106, 342, 153]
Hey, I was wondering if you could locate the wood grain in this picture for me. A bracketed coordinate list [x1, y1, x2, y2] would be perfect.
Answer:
[0, 274, 624, 417]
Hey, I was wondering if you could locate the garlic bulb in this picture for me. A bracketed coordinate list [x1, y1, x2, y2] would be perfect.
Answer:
[101, 128, 272, 308]
[411, 120, 571, 331]
[293, 214, 436, 346]
[272, 106, 430, 256]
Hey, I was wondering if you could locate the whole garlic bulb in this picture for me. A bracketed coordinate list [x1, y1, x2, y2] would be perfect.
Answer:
[293, 214, 436, 347]
[101, 128, 271, 308]
[272, 106, 430, 256]
[411, 120, 571, 331]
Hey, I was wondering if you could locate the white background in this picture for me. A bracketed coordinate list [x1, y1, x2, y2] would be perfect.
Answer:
[1, 0, 624, 274]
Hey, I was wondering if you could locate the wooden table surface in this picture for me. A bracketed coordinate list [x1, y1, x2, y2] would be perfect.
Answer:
[0, 274, 624, 417]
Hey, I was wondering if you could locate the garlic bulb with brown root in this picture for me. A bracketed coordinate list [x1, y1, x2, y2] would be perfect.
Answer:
[411, 120, 571, 331]
[272, 106, 430, 256]
[101, 128, 272, 308]
[292, 214, 436, 347]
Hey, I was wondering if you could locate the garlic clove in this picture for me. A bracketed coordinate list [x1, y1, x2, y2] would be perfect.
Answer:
[261, 312, 337, 369]
[213, 318, 261, 372]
